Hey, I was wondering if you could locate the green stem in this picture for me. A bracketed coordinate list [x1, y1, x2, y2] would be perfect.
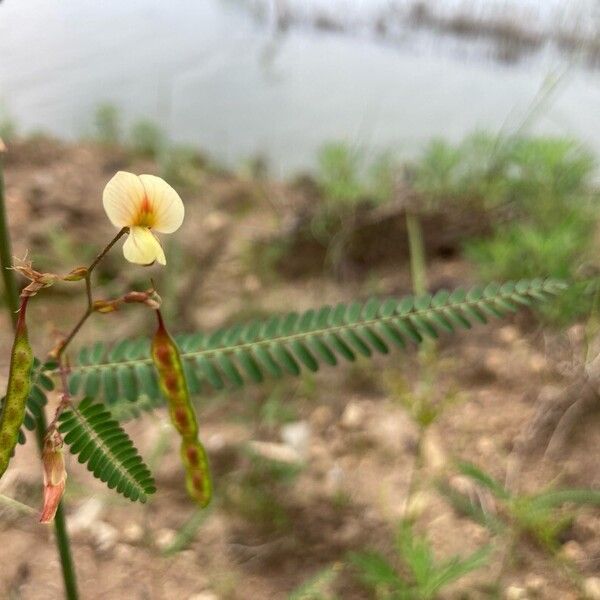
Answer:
[0, 156, 19, 323]
[34, 409, 79, 599]
[406, 210, 434, 367]
[0, 492, 37, 515]
[406, 211, 427, 297]
[402, 425, 425, 521]
[0, 155, 79, 600]
[56, 227, 126, 359]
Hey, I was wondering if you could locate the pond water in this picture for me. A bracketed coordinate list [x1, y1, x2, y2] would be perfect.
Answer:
[0, 0, 599, 176]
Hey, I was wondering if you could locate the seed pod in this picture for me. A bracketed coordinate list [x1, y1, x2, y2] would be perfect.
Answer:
[180, 438, 212, 507]
[151, 310, 212, 507]
[0, 297, 34, 478]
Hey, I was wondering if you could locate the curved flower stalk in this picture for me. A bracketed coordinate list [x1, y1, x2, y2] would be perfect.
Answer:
[103, 171, 184, 266]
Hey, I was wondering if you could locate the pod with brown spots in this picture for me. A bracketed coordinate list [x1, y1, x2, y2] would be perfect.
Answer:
[151, 310, 212, 507]
[180, 437, 212, 507]
[0, 297, 34, 478]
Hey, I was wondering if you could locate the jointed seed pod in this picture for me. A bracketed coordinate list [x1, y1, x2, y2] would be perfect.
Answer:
[180, 438, 212, 506]
[0, 297, 34, 478]
[151, 310, 212, 507]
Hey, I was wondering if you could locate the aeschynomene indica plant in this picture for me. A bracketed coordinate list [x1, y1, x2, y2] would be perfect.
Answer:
[0, 168, 567, 592]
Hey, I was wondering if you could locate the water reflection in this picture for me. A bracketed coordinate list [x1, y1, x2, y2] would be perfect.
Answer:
[0, 0, 598, 175]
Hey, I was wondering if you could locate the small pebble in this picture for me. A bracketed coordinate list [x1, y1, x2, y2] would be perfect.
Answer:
[340, 402, 366, 429]
[155, 528, 176, 550]
[524, 574, 546, 595]
[505, 586, 528, 600]
[561, 540, 586, 563]
[188, 593, 219, 600]
[584, 577, 600, 600]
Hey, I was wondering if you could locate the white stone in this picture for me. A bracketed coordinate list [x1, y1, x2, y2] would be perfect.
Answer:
[340, 402, 366, 429]
[188, 593, 219, 600]
[67, 498, 104, 535]
[584, 577, 600, 600]
[281, 421, 311, 458]
[93, 521, 119, 553]
[155, 528, 176, 550]
[524, 574, 546, 595]
[122, 522, 144, 544]
[247, 441, 302, 464]
[561, 540, 585, 563]
[505, 586, 528, 600]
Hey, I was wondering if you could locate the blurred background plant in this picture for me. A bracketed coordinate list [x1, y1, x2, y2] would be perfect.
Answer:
[349, 521, 490, 600]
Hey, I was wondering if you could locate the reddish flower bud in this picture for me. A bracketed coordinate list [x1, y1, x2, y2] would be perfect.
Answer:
[123, 290, 161, 310]
[40, 437, 67, 524]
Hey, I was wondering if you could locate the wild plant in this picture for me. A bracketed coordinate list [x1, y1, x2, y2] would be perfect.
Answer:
[350, 521, 490, 599]
[0, 141, 569, 599]
[439, 461, 600, 551]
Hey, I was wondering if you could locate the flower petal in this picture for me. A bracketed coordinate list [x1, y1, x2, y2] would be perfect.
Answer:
[103, 171, 146, 228]
[40, 479, 65, 523]
[139, 174, 184, 233]
[123, 226, 166, 266]
[40, 443, 67, 524]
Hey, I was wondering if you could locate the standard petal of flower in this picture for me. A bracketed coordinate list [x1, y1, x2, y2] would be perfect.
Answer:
[123, 226, 167, 265]
[103, 171, 146, 228]
[139, 174, 184, 233]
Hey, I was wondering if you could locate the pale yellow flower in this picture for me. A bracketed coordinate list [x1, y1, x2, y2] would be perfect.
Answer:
[103, 171, 184, 266]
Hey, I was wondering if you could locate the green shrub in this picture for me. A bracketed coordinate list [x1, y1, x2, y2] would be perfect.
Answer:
[413, 132, 512, 211]
[414, 133, 596, 217]
[93, 103, 121, 145]
[350, 521, 489, 599]
[129, 119, 165, 158]
[508, 137, 596, 215]
[439, 461, 600, 551]
[160, 145, 206, 189]
[465, 213, 595, 323]
[0, 110, 16, 142]
[316, 142, 365, 206]
[416, 133, 599, 324]
[316, 142, 399, 207]
[311, 142, 399, 249]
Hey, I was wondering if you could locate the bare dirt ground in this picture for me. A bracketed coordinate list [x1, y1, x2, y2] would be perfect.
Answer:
[0, 138, 599, 599]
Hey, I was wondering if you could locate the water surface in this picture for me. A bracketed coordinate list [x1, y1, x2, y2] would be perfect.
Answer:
[1, 0, 599, 176]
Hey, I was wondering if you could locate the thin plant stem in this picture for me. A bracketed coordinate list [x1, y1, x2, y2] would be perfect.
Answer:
[0, 155, 19, 323]
[56, 227, 127, 358]
[402, 425, 425, 521]
[404, 209, 434, 520]
[406, 211, 427, 297]
[406, 210, 435, 365]
[0, 492, 37, 515]
[0, 156, 79, 599]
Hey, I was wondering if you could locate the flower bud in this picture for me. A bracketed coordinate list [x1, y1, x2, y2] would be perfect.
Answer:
[123, 290, 161, 310]
[63, 267, 88, 282]
[40, 436, 67, 523]
[92, 299, 119, 313]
